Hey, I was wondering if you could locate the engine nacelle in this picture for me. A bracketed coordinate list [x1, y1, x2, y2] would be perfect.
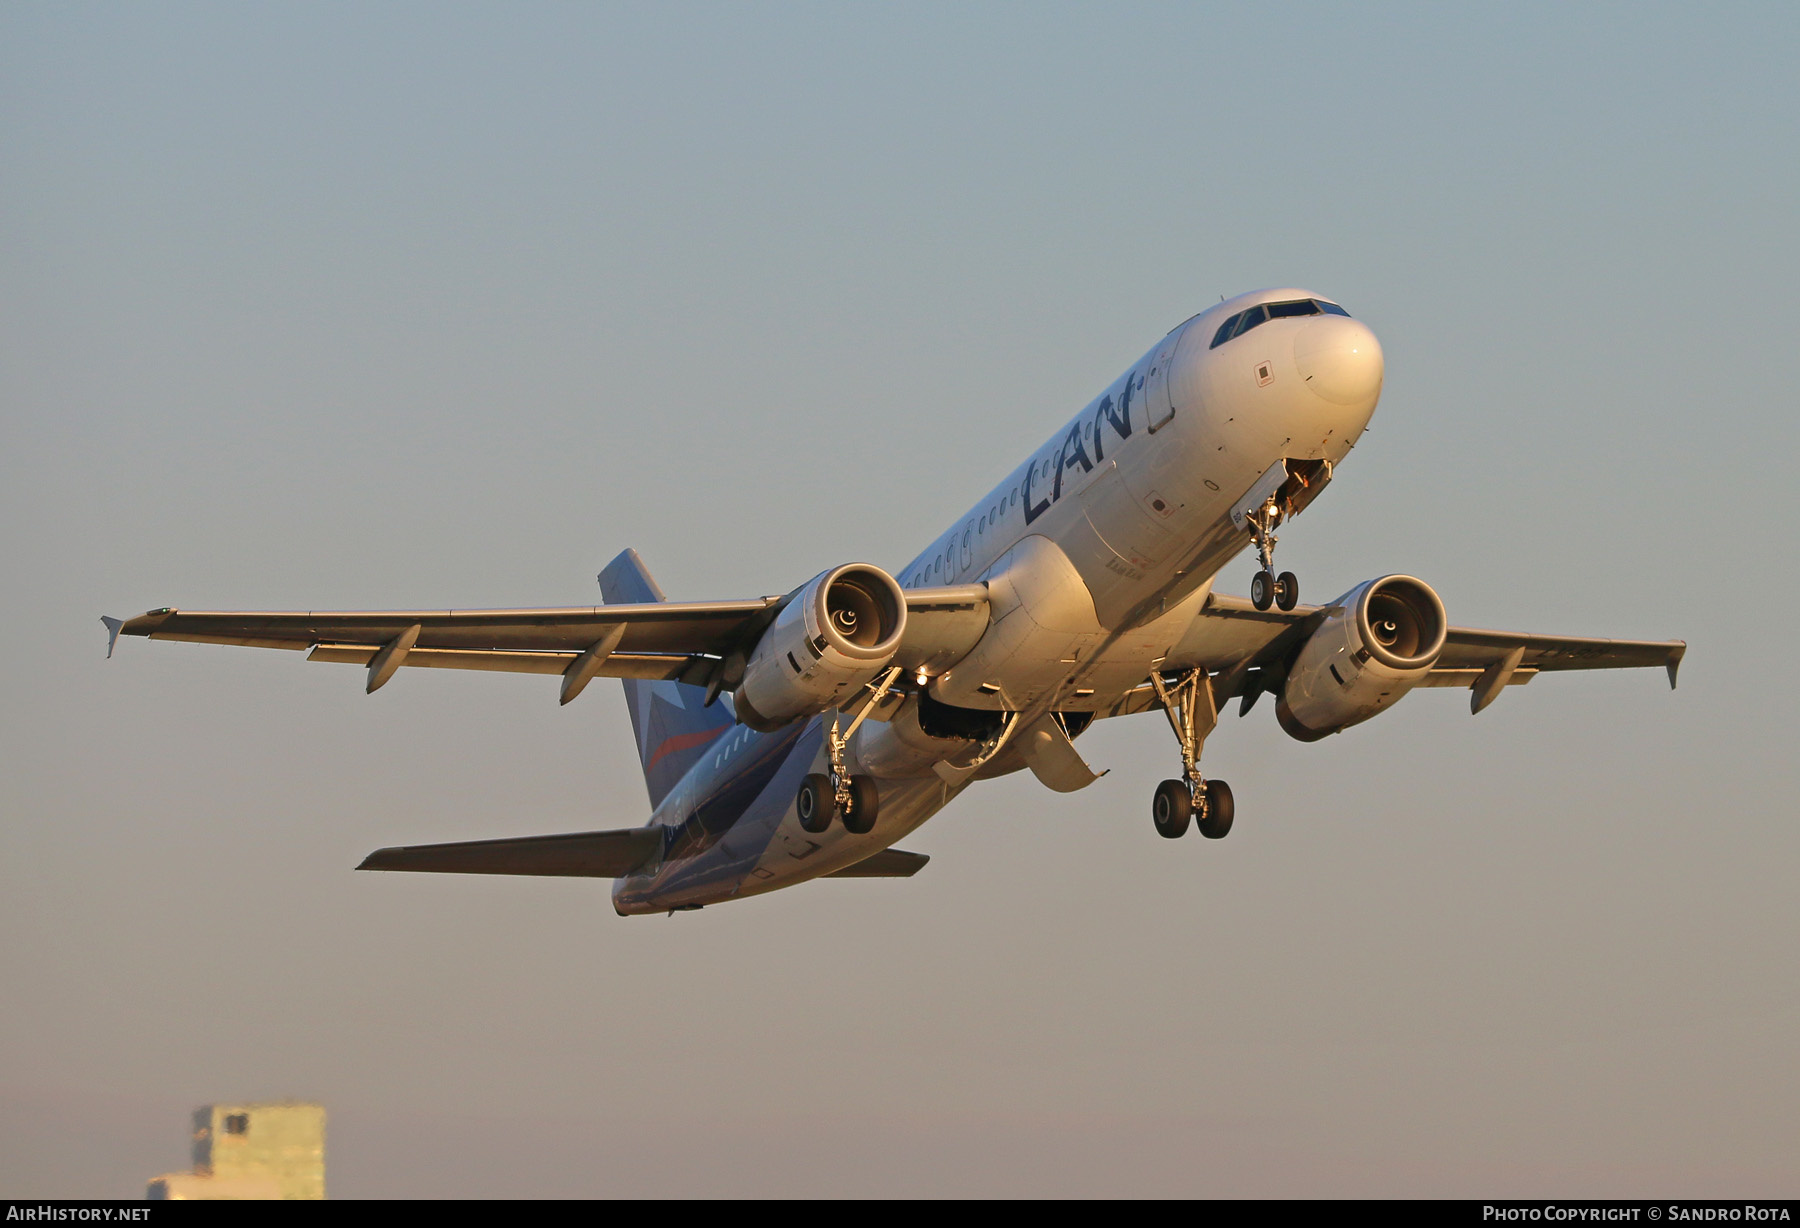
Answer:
[1277, 574, 1447, 741]
[734, 563, 907, 731]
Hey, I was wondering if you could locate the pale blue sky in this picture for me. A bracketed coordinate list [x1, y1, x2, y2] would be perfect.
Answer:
[3, 2, 1796, 1196]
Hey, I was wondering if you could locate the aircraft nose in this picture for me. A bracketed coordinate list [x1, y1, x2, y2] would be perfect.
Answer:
[1293, 316, 1383, 407]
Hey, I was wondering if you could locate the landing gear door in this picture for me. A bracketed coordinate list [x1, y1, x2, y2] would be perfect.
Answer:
[1230, 458, 1335, 531]
[1230, 460, 1290, 531]
[1143, 325, 1187, 434]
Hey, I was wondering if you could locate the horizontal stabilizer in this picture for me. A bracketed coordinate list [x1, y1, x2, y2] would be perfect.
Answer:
[358, 825, 662, 878]
[825, 848, 930, 878]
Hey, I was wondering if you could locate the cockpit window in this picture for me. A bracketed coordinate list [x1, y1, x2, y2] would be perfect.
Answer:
[1211, 298, 1352, 348]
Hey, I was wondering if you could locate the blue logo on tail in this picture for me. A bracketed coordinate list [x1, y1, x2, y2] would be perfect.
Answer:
[599, 549, 735, 808]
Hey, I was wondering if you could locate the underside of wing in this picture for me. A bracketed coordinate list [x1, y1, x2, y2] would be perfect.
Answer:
[1165, 591, 1324, 675]
[358, 825, 664, 878]
[1136, 592, 1328, 716]
[1432, 627, 1686, 685]
[112, 599, 779, 706]
[1124, 590, 1684, 719]
[116, 598, 775, 659]
[108, 578, 992, 705]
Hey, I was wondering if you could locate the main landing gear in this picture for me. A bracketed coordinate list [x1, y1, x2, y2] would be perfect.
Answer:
[1245, 496, 1299, 613]
[798, 771, 878, 835]
[795, 666, 901, 836]
[1147, 668, 1235, 840]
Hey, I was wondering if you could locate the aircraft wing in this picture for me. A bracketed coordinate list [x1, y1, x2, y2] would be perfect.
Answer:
[1137, 592, 1685, 716]
[1421, 626, 1686, 688]
[107, 584, 991, 703]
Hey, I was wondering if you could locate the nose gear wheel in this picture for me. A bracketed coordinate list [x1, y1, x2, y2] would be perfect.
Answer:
[1246, 498, 1300, 612]
[1275, 571, 1299, 611]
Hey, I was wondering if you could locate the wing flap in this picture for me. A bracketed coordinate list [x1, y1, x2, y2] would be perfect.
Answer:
[119, 599, 779, 656]
[139, 629, 316, 651]
[1418, 667, 1538, 688]
[306, 643, 694, 680]
[358, 825, 663, 878]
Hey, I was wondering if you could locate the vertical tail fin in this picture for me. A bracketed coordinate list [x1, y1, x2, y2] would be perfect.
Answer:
[599, 549, 735, 809]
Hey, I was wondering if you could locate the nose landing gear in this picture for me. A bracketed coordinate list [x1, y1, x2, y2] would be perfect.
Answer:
[1246, 498, 1299, 612]
[1147, 668, 1235, 840]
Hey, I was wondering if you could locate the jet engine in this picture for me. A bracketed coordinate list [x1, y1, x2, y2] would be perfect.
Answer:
[1276, 574, 1447, 741]
[734, 563, 908, 731]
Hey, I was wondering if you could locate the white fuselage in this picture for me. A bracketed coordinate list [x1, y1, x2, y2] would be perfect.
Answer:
[613, 288, 1383, 914]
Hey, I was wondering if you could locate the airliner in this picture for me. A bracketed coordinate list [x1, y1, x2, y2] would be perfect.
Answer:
[105, 288, 1685, 914]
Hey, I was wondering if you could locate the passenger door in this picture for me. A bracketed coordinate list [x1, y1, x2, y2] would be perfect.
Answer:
[1142, 326, 1185, 433]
